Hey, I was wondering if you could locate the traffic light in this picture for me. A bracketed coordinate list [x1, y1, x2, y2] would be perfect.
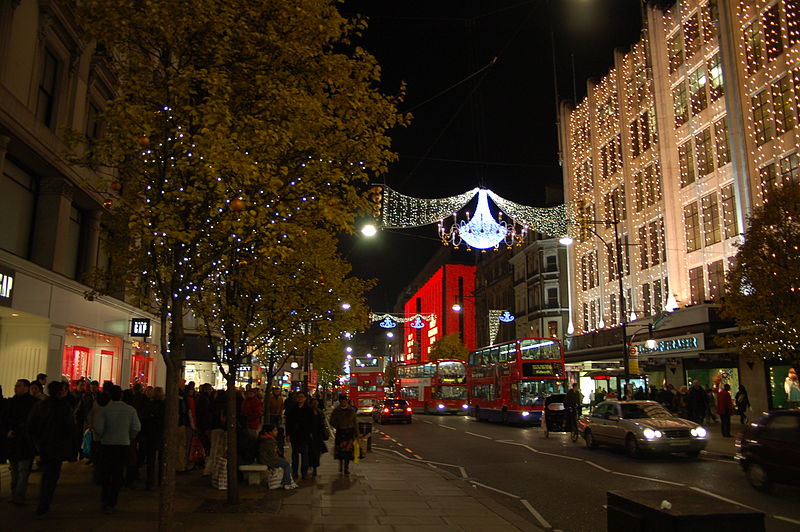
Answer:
[369, 185, 383, 219]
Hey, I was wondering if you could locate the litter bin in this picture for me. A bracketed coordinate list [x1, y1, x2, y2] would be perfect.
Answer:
[357, 421, 373, 453]
[607, 489, 764, 532]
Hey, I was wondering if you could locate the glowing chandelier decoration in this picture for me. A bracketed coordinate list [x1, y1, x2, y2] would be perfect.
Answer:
[488, 309, 515, 345]
[377, 186, 568, 251]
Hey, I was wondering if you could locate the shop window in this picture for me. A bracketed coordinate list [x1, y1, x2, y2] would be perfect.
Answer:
[0, 159, 36, 258]
[768, 363, 800, 408]
[130, 341, 156, 387]
[63, 326, 122, 385]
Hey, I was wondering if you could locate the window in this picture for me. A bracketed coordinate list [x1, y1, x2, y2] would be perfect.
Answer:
[707, 53, 723, 102]
[702, 192, 721, 246]
[772, 76, 796, 135]
[679, 141, 696, 187]
[645, 164, 662, 206]
[673, 82, 689, 127]
[760, 162, 779, 196]
[582, 302, 589, 332]
[701, 2, 717, 42]
[689, 67, 708, 115]
[669, 32, 685, 73]
[630, 119, 640, 158]
[653, 279, 663, 314]
[36, 48, 61, 127]
[642, 283, 652, 317]
[714, 117, 731, 167]
[762, 4, 784, 60]
[707, 260, 724, 301]
[684, 202, 701, 252]
[684, 14, 702, 58]
[649, 219, 665, 265]
[751, 90, 774, 146]
[580, 255, 588, 291]
[695, 128, 714, 176]
[721, 184, 739, 239]
[547, 321, 558, 338]
[689, 266, 706, 304]
[545, 254, 557, 272]
[744, 21, 763, 74]
[638, 226, 649, 270]
[610, 294, 617, 326]
[780, 152, 800, 184]
[0, 159, 36, 258]
[787, 0, 800, 46]
[634, 172, 644, 212]
[590, 300, 597, 330]
[86, 101, 102, 139]
[547, 287, 559, 308]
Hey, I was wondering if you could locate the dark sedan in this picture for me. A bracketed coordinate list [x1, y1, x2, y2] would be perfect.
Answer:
[372, 399, 413, 424]
[735, 410, 800, 491]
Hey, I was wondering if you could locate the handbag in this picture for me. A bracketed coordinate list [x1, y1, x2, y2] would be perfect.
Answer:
[268, 467, 282, 489]
[81, 429, 93, 458]
[189, 434, 206, 463]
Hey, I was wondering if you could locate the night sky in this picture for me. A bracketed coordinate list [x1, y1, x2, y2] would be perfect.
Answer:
[340, 0, 642, 311]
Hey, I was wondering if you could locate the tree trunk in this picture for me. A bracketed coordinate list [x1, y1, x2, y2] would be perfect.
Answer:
[158, 299, 183, 532]
[226, 370, 239, 504]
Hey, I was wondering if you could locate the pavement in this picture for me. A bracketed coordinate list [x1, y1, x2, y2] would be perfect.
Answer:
[0, 439, 537, 532]
[701, 418, 747, 458]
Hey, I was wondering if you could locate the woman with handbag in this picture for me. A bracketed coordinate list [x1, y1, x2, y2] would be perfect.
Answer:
[329, 395, 356, 475]
[308, 398, 329, 477]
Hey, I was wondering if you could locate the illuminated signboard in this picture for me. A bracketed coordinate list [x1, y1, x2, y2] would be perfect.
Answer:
[633, 334, 703, 356]
[0, 265, 14, 307]
[130, 318, 151, 337]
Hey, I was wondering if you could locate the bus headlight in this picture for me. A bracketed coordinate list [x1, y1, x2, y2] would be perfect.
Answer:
[690, 427, 707, 438]
[643, 428, 663, 440]
[462, 404, 469, 410]
[437, 404, 445, 410]
[521, 411, 530, 417]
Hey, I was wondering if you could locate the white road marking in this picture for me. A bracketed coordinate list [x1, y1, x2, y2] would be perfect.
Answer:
[439, 425, 457, 430]
[373, 447, 468, 478]
[612, 471, 684, 486]
[404, 448, 414, 453]
[422, 420, 433, 424]
[689, 487, 762, 512]
[774, 515, 800, 526]
[470, 480, 521, 499]
[521, 499, 553, 531]
[465, 431, 493, 440]
[413, 454, 423, 459]
[584, 460, 612, 473]
[534, 450, 582, 461]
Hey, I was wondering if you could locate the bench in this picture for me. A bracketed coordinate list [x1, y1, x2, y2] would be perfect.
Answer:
[238, 464, 269, 486]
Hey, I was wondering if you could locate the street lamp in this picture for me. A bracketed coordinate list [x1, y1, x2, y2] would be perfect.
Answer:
[361, 224, 377, 237]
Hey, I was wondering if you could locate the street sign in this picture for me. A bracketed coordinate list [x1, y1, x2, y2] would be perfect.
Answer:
[629, 346, 637, 355]
[308, 369, 318, 389]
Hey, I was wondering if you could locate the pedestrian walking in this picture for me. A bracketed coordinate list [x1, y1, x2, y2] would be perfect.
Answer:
[735, 385, 750, 425]
[3, 379, 38, 505]
[264, 387, 284, 428]
[717, 383, 735, 438]
[141, 386, 165, 490]
[285, 391, 314, 480]
[257, 424, 297, 490]
[687, 380, 706, 424]
[308, 398, 329, 477]
[27, 381, 78, 515]
[94, 385, 141, 513]
[328, 395, 357, 475]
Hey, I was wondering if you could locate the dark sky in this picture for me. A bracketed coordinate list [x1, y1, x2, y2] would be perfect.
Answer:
[340, 0, 642, 311]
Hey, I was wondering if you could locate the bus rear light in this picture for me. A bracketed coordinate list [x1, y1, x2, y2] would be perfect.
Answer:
[406, 407, 412, 413]
[382, 408, 390, 414]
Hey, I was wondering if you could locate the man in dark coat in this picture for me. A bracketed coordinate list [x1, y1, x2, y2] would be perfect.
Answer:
[284, 391, 315, 479]
[4, 379, 38, 504]
[687, 380, 707, 424]
[27, 381, 78, 515]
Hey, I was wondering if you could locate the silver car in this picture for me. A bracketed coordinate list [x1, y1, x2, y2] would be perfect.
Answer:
[579, 400, 708, 457]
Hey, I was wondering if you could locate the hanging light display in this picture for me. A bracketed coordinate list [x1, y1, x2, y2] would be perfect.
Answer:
[370, 312, 436, 326]
[488, 309, 515, 345]
[377, 185, 568, 250]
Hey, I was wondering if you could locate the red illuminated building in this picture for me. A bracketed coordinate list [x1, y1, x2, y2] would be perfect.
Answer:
[402, 263, 476, 362]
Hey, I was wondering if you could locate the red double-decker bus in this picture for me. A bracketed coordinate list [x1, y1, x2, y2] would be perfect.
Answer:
[347, 356, 386, 415]
[467, 338, 565, 425]
[396, 359, 469, 414]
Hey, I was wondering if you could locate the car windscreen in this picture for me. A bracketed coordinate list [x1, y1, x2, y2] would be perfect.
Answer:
[620, 403, 673, 419]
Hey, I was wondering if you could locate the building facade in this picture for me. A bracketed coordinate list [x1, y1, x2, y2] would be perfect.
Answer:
[0, 1, 163, 393]
[561, 0, 800, 412]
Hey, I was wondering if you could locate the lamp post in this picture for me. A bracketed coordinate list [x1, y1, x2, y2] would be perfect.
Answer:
[627, 324, 657, 396]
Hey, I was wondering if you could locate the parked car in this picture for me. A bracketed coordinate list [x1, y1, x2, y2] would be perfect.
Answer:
[579, 400, 708, 457]
[372, 398, 413, 424]
[735, 410, 800, 491]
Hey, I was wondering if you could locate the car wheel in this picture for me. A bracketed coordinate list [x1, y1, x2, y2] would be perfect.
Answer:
[625, 434, 640, 458]
[585, 429, 599, 449]
[745, 462, 773, 492]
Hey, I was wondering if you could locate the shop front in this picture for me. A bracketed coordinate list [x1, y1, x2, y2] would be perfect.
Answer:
[765, 360, 800, 410]
[62, 325, 123, 385]
[130, 340, 157, 387]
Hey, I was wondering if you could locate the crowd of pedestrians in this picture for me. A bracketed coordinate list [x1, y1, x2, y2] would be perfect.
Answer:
[0, 374, 358, 513]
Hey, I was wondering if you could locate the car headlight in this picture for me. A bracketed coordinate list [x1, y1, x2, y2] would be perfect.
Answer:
[690, 427, 707, 438]
[643, 428, 663, 440]
[521, 411, 530, 417]
[437, 403, 445, 409]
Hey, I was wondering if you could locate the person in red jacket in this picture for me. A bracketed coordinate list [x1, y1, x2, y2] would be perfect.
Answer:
[241, 389, 263, 438]
[716, 383, 735, 437]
